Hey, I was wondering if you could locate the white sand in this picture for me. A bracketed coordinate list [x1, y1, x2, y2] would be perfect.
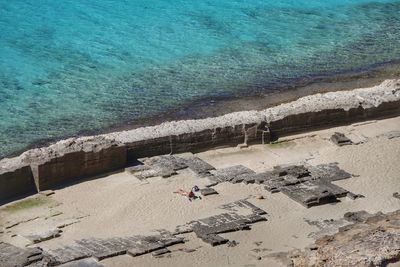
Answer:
[1, 116, 400, 267]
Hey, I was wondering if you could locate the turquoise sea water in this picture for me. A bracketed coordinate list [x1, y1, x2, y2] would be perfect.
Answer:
[1, 0, 400, 158]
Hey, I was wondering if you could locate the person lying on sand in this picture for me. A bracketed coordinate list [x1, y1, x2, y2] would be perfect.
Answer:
[174, 186, 201, 201]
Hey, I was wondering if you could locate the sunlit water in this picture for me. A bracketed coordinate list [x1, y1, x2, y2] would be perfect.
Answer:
[1, 0, 400, 158]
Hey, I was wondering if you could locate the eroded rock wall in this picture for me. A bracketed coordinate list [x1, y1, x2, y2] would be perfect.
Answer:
[0, 158, 35, 203]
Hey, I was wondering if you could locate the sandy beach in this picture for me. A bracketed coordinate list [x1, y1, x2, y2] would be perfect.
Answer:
[1, 115, 399, 266]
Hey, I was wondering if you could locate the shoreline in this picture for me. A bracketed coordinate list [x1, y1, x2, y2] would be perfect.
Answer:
[0, 78, 399, 203]
[7, 59, 400, 160]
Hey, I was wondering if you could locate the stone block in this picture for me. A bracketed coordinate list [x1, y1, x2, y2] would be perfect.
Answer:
[0, 242, 43, 267]
[309, 163, 352, 181]
[152, 248, 170, 257]
[131, 155, 190, 179]
[200, 234, 228, 246]
[145, 155, 188, 171]
[330, 132, 353, 146]
[211, 165, 256, 183]
[75, 238, 127, 261]
[48, 245, 92, 265]
[280, 180, 347, 208]
[0, 163, 36, 203]
[24, 228, 62, 244]
[184, 157, 215, 176]
[189, 208, 267, 247]
[200, 188, 218, 196]
[127, 242, 164, 257]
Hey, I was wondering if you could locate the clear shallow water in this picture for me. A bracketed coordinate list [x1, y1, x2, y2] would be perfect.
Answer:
[1, 0, 400, 158]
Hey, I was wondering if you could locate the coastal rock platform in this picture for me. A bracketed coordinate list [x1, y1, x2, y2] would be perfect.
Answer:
[1, 79, 400, 202]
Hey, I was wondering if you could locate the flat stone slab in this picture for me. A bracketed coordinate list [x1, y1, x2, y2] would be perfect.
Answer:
[47, 233, 184, 264]
[126, 155, 187, 179]
[200, 188, 218, 196]
[127, 235, 183, 257]
[152, 248, 170, 257]
[210, 165, 256, 183]
[58, 258, 105, 267]
[184, 157, 215, 176]
[330, 132, 353, 146]
[24, 228, 62, 244]
[273, 165, 310, 178]
[308, 163, 352, 181]
[75, 238, 128, 261]
[126, 155, 215, 179]
[205, 163, 353, 208]
[0, 242, 43, 267]
[191, 208, 267, 246]
[172, 200, 267, 246]
[219, 199, 267, 215]
[199, 234, 229, 246]
[48, 245, 93, 265]
[280, 180, 348, 208]
[44, 200, 266, 261]
[145, 155, 188, 171]
[257, 164, 353, 208]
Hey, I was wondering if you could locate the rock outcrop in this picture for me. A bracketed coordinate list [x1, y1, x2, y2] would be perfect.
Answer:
[0, 157, 35, 202]
[290, 210, 400, 267]
[0, 137, 126, 201]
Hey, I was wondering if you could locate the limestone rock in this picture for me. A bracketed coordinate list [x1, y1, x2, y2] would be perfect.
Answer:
[0, 242, 43, 267]
[24, 228, 62, 244]
[290, 210, 400, 267]
[200, 188, 218, 196]
[330, 132, 353, 146]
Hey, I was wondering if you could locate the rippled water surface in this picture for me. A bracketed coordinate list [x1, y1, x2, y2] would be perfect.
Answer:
[1, 0, 400, 157]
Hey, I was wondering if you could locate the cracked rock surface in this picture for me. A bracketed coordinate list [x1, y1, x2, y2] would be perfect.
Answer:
[290, 210, 400, 267]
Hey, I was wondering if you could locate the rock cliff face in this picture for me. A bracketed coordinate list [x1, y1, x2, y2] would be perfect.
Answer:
[1, 79, 400, 202]
[290, 210, 400, 267]
[0, 157, 35, 202]
[24, 137, 127, 191]
[0, 137, 126, 201]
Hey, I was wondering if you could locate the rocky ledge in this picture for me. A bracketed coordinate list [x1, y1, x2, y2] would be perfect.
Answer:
[1, 79, 400, 202]
[289, 210, 400, 267]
